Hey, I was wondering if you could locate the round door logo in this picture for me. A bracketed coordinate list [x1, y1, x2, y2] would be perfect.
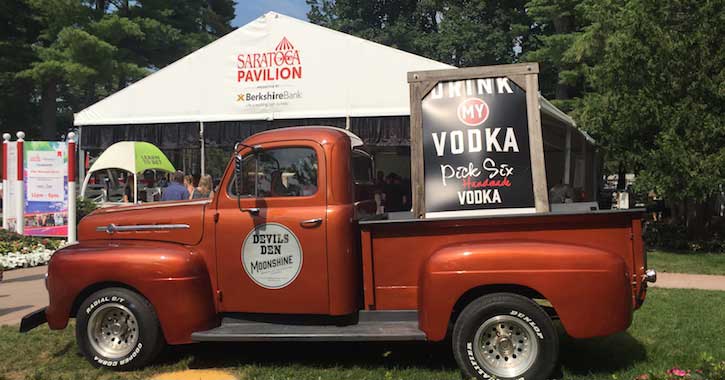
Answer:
[457, 97, 489, 127]
[242, 223, 303, 289]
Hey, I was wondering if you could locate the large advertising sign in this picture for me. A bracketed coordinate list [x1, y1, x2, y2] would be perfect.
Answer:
[235, 36, 304, 112]
[421, 78, 536, 217]
[24, 142, 68, 236]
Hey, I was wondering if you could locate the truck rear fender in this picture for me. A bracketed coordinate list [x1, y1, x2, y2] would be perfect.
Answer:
[46, 241, 218, 344]
[418, 241, 633, 341]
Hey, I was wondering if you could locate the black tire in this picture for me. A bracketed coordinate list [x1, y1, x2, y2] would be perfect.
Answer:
[452, 293, 558, 380]
[76, 287, 165, 370]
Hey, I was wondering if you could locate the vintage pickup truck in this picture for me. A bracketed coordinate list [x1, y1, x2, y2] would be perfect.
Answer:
[21, 127, 656, 380]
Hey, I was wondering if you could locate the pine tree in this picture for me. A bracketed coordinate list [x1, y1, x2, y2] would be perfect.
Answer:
[8, 0, 237, 140]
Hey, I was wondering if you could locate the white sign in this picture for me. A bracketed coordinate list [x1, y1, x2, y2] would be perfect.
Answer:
[26, 149, 65, 202]
[242, 223, 303, 289]
[5, 142, 17, 229]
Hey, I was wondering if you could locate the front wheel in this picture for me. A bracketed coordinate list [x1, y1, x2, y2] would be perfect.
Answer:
[76, 287, 165, 370]
[452, 293, 558, 380]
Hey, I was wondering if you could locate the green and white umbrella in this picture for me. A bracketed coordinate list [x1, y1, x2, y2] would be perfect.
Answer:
[81, 141, 176, 203]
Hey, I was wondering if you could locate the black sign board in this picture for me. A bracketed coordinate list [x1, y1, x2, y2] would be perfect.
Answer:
[421, 77, 536, 216]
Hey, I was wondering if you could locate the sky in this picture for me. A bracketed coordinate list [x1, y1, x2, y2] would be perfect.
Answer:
[232, 0, 310, 27]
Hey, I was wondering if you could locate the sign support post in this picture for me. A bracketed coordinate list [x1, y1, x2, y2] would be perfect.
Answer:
[2, 133, 9, 230]
[15, 131, 25, 235]
[67, 132, 77, 243]
[408, 63, 549, 218]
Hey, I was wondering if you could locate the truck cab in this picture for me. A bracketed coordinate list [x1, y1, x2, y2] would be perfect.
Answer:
[21, 127, 656, 380]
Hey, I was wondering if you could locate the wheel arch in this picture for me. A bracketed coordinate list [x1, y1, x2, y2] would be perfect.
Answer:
[448, 284, 557, 338]
[70, 281, 149, 318]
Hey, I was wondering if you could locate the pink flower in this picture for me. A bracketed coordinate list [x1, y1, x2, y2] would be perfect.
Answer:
[635, 374, 650, 380]
[667, 368, 688, 377]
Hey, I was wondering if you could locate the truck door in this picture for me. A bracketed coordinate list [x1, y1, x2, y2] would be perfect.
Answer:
[215, 141, 329, 314]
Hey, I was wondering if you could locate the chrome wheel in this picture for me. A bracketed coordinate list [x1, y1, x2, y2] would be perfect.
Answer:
[87, 303, 139, 359]
[472, 315, 539, 378]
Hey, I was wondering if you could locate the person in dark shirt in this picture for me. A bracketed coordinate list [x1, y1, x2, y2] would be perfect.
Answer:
[161, 171, 190, 201]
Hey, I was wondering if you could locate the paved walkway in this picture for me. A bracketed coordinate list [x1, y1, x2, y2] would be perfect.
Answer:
[650, 272, 725, 291]
[0, 265, 48, 326]
[1, 266, 725, 326]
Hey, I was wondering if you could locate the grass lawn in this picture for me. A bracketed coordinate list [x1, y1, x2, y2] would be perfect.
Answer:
[1, 288, 724, 380]
[648, 250, 725, 275]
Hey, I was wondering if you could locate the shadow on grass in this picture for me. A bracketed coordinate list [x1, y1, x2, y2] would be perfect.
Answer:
[560, 331, 647, 376]
[145, 324, 646, 378]
[158, 340, 457, 371]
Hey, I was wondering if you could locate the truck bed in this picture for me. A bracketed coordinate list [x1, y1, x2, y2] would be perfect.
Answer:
[358, 208, 646, 339]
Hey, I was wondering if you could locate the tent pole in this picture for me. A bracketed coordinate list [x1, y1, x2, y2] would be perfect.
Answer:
[77, 126, 85, 186]
[200, 121, 205, 176]
[345, 115, 350, 130]
[564, 128, 572, 185]
[133, 173, 137, 203]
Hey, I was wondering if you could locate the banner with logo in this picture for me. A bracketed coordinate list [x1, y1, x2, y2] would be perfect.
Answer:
[23, 141, 68, 236]
[422, 77, 536, 217]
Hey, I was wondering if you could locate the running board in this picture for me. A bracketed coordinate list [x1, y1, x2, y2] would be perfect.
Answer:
[191, 311, 426, 342]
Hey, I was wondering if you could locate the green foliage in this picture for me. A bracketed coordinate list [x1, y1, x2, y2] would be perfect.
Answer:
[307, 0, 532, 67]
[645, 222, 725, 253]
[3, 0, 237, 140]
[0, 229, 63, 254]
[574, 0, 725, 203]
[76, 196, 98, 224]
[524, 0, 587, 109]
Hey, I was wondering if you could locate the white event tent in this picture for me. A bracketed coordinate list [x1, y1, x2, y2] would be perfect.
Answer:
[74, 12, 596, 198]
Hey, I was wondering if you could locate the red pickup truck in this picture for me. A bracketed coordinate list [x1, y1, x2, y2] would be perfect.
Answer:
[21, 127, 655, 380]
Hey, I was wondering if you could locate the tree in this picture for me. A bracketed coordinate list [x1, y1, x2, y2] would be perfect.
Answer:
[574, 0, 725, 237]
[7, 0, 237, 140]
[306, 0, 532, 67]
[0, 0, 42, 134]
[524, 0, 587, 111]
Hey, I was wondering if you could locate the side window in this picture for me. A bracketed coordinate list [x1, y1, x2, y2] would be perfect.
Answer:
[228, 147, 318, 197]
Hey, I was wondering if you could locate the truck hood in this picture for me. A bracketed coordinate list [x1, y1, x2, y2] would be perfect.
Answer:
[77, 199, 209, 245]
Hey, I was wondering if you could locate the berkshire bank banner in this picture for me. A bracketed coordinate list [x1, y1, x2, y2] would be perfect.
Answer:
[24, 141, 68, 237]
[422, 77, 536, 217]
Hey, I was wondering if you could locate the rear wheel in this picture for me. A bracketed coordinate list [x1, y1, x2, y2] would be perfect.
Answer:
[76, 287, 165, 370]
[452, 293, 558, 380]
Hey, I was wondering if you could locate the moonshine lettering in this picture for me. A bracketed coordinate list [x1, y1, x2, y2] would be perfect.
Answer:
[250, 255, 294, 274]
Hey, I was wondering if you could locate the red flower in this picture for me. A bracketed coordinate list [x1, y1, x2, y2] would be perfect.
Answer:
[667, 368, 688, 377]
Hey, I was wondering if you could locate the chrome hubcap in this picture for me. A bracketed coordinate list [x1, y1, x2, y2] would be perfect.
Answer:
[87, 303, 139, 359]
[472, 315, 539, 378]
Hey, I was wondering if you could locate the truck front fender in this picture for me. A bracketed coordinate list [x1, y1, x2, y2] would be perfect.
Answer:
[46, 240, 217, 344]
[418, 241, 633, 341]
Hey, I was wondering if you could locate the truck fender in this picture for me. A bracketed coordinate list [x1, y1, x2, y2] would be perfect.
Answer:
[46, 241, 218, 344]
[417, 240, 633, 341]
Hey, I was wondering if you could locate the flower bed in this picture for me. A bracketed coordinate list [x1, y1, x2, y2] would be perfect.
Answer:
[637, 354, 725, 380]
[0, 229, 64, 270]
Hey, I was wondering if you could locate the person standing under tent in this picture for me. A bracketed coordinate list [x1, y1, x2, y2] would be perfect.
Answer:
[191, 174, 213, 199]
[161, 171, 190, 201]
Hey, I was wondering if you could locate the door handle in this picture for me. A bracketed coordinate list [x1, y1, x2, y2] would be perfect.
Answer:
[300, 218, 323, 228]
[240, 207, 260, 215]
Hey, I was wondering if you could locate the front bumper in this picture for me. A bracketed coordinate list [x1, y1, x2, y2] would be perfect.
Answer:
[19, 307, 47, 333]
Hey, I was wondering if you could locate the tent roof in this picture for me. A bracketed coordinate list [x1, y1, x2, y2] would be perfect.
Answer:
[74, 12, 452, 126]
